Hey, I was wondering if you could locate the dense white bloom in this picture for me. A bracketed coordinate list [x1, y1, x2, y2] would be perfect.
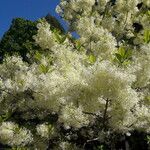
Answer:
[36, 123, 54, 138]
[115, 0, 139, 14]
[0, 122, 33, 146]
[54, 141, 79, 150]
[96, 0, 109, 9]
[142, 0, 150, 7]
[133, 105, 150, 132]
[133, 43, 150, 87]
[57, 0, 95, 20]
[59, 103, 90, 128]
[76, 16, 117, 58]
[33, 20, 56, 49]
[0, 0, 150, 148]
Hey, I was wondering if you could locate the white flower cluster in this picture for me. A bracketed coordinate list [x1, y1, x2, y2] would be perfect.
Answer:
[76, 16, 117, 58]
[33, 20, 56, 50]
[115, 0, 139, 14]
[56, 0, 95, 20]
[59, 103, 90, 128]
[0, 122, 33, 146]
[36, 123, 55, 138]
[133, 43, 150, 87]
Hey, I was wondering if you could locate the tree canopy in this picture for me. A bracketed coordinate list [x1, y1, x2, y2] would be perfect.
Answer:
[0, 14, 65, 63]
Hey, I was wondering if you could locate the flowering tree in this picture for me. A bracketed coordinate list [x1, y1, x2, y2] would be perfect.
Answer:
[0, 0, 150, 149]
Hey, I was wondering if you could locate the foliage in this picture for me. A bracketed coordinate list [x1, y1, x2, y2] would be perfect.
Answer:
[0, 18, 39, 63]
[45, 13, 65, 34]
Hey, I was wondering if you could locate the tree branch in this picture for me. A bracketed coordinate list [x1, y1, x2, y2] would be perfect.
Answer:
[102, 98, 110, 130]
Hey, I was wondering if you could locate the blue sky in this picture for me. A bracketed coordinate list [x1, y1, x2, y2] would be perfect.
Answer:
[0, 0, 67, 37]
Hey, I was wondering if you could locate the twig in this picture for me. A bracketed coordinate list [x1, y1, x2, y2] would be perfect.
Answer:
[83, 111, 98, 116]
[83, 137, 99, 149]
[102, 98, 110, 130]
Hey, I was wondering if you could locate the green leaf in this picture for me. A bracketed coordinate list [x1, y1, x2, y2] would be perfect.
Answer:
[115, 53, 122, 63]
[34, 52, 42, 61]
[48, 124, 54, 133]
[145, 96, 150, 102]
[122, 60, 131, 66]
[54, 31, 67, 44]
[88, 54, 96, 64]
[39, 64, 49, 74]
[75, 40, 82, 50]
[118, 47, 126, 57]
[114, 46, 132, 66]
[0, 111, 12, 123]
[60, 35, 67, 43]
[146, 10, 150, 16]
[144, 29, 150, 43]
[124, 49, 132, 59]
[55, 33, 62, 43]
[147, 135, 150, 144]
